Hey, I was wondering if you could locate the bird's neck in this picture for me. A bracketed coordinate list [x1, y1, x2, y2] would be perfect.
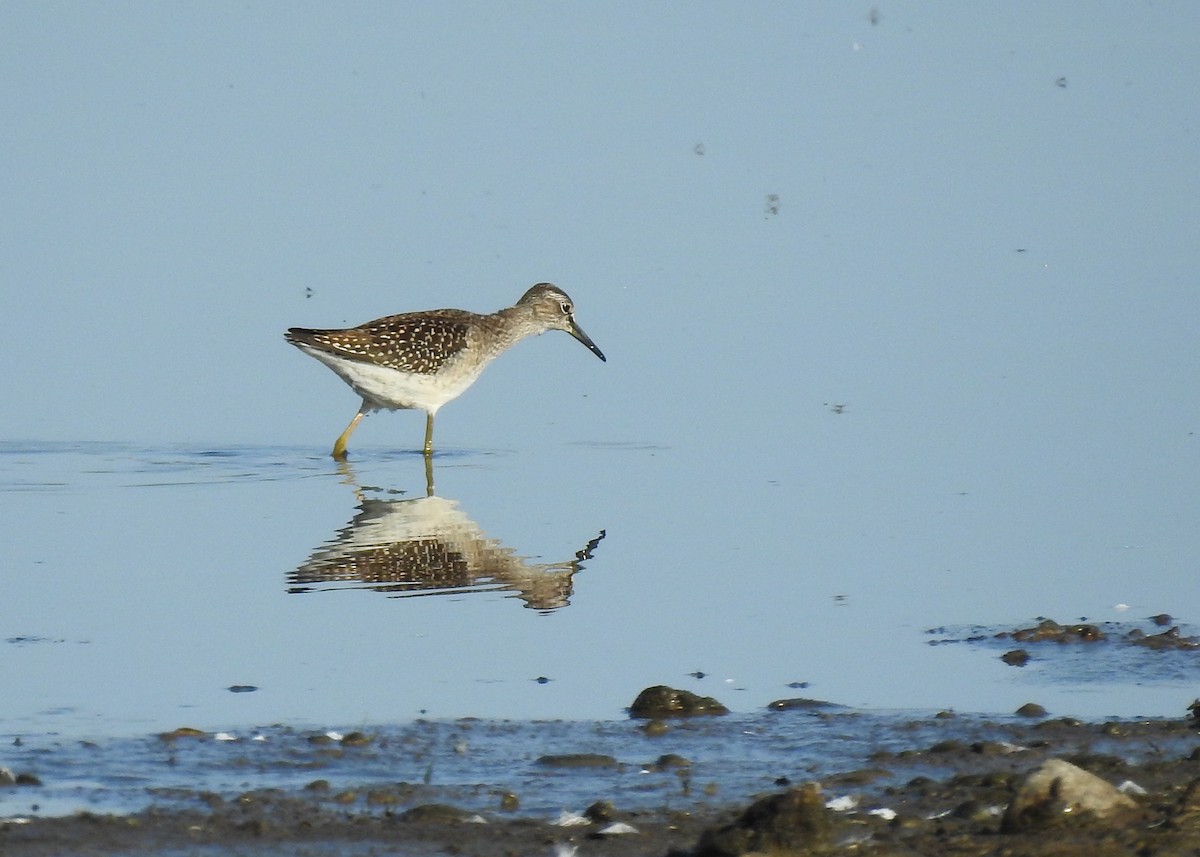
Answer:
[490, 304, 541, 351]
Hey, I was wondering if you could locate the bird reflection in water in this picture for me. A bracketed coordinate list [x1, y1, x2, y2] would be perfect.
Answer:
[288, 462, 605, 611]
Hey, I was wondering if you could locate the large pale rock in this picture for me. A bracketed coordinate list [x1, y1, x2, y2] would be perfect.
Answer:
[1002, 758, 1138, 832]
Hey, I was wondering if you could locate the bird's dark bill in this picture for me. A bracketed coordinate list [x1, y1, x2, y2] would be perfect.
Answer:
[569, 322, 606, 362]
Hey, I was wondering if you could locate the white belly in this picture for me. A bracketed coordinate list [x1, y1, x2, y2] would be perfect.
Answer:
[297, 345, 481, 415]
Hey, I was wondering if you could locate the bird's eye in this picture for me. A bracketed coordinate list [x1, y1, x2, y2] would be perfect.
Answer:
[560, 301, 572, 315]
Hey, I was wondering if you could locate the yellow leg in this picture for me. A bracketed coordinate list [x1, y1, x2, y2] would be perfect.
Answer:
[332, 407, 366, 460]
[423, 412, 435, 456]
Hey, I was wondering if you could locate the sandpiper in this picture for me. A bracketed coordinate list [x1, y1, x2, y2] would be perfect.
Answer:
[286, 283, 605, 458]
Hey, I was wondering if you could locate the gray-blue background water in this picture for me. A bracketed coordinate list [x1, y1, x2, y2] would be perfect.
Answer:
[3, 3, 1199, 741]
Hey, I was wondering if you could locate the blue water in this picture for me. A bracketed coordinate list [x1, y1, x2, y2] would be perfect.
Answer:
[2, 0, 1198, 753]
[3, 440, 1197, 744]
[5, 709, 1195, 820]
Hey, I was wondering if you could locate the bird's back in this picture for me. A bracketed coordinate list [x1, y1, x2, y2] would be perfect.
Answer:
[285, 309, 479, 376]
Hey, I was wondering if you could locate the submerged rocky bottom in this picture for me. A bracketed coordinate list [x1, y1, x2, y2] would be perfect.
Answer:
[2, 702, 1199, 856]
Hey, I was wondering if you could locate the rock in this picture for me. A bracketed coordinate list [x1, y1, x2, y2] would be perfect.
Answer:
[584, 800, 616, 822]
[767, 697, 843, 711]
[650, 753, 691, 770]
[695, 784, 832, 856]
[1015, 702, 1047, 718]
[535, 753, 617, 768]
[1128, 626, 1200, 650]
[1067, 622, 1105, 641]
[639, 719, 670, 737]
[1001, 649, 1029, 666]
[595, 821, 638, 835]
[629, 685, 728, 719]
[158, 727, 206, 741]
[1011, 618, 1105, 643]
[400, 803, 484, 823]
[825, 767, 890, 786]
[1168, 778, 1200, 829]
[972, 740, 1024, 756]
[1002, 759, 1138, 832]
[1008, 618, 1063, 641]
[1034, 716, 1083, 729]
[928, 739, 968, 753]
[952, 798, 998, 823]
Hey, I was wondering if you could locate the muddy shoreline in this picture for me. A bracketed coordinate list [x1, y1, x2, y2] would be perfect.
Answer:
[3, 703, 1198, 856]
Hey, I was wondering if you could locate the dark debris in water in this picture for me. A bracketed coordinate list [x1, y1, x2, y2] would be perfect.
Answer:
[4, 636, 65, 646]
[929, 616, 1200, 651]
[927, 616, 1200, 685]
[1125, 625, 1200, 650]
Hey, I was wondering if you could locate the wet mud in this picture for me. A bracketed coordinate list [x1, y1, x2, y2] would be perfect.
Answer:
[3, 703, 1199, 856]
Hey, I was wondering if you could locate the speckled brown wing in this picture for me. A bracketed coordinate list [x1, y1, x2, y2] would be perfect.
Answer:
[286, 310, 474, 375]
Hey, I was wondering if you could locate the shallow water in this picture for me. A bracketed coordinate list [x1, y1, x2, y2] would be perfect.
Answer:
[3, 2, 1200, 825]
[6, 708, 1195, 821]
[3, 441, 1197, 746]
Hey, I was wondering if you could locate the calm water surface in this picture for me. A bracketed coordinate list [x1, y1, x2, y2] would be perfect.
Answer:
[3, 439, 1197, 743]
[3, 4, 1198, 802]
